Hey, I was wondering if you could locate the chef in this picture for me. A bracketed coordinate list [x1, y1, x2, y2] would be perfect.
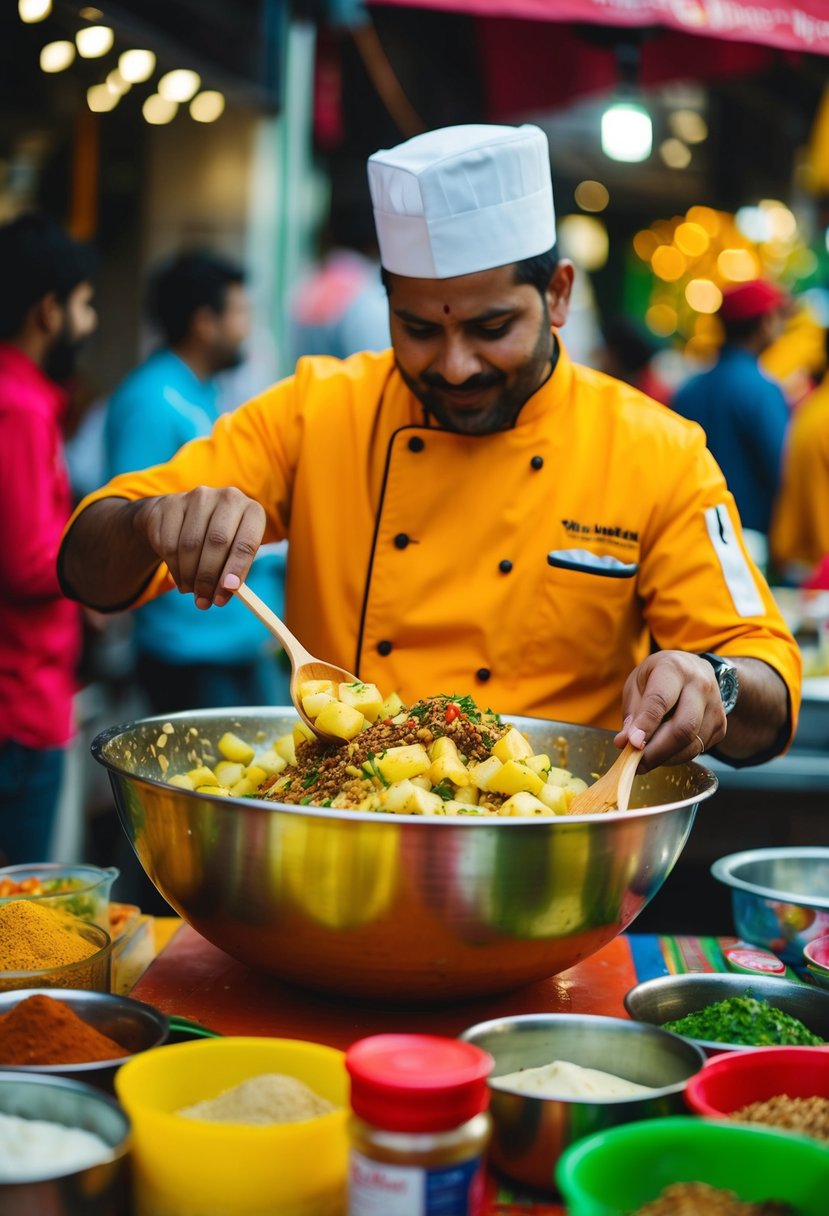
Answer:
[58, 124, 800, 771]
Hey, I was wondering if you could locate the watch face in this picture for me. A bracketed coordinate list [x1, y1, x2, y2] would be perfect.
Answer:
[719, 664, 739, 714]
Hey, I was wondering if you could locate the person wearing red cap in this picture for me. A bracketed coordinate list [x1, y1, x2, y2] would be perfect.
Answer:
[672, 279, 790, 536]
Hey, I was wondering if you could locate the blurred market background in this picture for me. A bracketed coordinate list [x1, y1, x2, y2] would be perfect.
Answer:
[2, 0, 828, 926]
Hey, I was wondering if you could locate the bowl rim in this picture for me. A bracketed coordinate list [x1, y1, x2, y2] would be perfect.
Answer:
[710, 847, 829, 911]
[459, 1011, 706, 1101]
[0, 987, 169, 1071]
[685, 1044, 829, 1116]
[623, 973, 829, 1053]
[0, 919, 112, 981]
[803, 933, 829, 971]
[91, 708, 719, 826]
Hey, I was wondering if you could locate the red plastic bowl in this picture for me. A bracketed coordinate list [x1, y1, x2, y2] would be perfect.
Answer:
[686, 1045, 829, 1117]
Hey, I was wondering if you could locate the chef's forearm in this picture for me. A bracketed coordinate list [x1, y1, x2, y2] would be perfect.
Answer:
[58, 497, 161, 611]
[714, 657, 791, 763]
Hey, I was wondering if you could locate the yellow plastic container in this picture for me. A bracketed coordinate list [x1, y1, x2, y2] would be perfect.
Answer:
[115, 1036, 349, 1216]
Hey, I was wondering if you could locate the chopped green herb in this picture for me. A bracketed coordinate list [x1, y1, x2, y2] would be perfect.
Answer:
[663, 995, 824, 1046]
[432, 780, 454, 801]
[301, 767, 320, 789]
[300, 795, 314, 806]
[408, 703, 430, 719]
[321, 798, 332, 807]
[362, 753, 390, 787]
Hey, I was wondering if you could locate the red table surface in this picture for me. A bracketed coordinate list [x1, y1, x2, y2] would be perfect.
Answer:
[132, 927, 639, 1215]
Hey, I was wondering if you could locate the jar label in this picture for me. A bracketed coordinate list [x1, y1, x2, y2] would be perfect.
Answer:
[349, 1150, 485, 1215]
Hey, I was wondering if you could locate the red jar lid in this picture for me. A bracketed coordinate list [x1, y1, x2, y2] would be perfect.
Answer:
[346, 1034, 493, 1133]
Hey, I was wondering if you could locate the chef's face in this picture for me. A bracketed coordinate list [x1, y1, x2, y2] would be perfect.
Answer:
[387, 261, 573, 434]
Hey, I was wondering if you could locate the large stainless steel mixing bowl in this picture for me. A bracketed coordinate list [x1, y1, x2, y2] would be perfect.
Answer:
[92, 709, 717, 1002]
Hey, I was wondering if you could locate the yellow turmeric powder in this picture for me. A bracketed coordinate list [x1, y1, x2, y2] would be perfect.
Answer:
[0, 900, 98, 970]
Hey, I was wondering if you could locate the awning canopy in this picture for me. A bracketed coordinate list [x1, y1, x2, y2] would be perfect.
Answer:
[369, 0, 829, 57]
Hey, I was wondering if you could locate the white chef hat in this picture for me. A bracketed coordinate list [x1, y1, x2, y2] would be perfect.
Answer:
[367, 124, 556, 280]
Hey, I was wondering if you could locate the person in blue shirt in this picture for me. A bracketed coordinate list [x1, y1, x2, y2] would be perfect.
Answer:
[105, 251, 289, 714]
[671, 279, 790, 538]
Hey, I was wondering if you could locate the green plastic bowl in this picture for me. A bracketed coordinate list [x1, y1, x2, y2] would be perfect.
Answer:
[555, 1116, 829, 1215]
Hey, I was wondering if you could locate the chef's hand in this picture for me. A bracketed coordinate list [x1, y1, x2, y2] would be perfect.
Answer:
[135, 487, 266, 609]
[613, 650, 727, 770]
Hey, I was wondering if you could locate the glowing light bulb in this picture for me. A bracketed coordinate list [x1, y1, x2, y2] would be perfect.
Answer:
[158, 69, 201, 102]
[601, 102, 652, 163]
[190, 91, 225, 123]
[143, 94, 178, 125]
[119, 49, 155, 83]
[40, 40, 75, 72]
[18, 0, 51, 23]
[76, 25, 113, 58]
[87, 83, 118, 113]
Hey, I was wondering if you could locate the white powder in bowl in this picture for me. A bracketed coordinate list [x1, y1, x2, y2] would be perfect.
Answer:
[490, 1058, 656, 1100]
[0, 1112, 113, 1181]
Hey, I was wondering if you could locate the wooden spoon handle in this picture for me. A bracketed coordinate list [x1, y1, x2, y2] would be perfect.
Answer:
[614, 741, 643, 814]
[234, 583, 313, 668]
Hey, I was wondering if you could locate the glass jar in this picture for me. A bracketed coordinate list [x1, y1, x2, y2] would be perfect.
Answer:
[346, 1033, 493, 1216]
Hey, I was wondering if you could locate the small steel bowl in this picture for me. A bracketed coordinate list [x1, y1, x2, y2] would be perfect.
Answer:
[0, 988, 168, 1092]
[624, 972, 829, 1054]
[804, 933, 829, 991]
[459, 1012, 705, 1193]
[0, 1070, 130, 1215]
[711, 847, 829, 964]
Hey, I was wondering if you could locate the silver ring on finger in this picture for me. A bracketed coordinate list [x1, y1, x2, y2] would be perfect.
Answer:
[695, 734, 705, 756]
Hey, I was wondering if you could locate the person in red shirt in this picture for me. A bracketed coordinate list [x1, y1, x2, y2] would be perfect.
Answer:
[0, 213, 97, 863]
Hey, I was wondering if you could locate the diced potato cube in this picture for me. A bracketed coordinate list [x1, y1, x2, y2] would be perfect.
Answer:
[487, 759, 544, 796]
[230, 776, 261, 798]
[467, 755, 503, 791]
[492, 727, 534, 763]
[196, 784, 232, 797]
[500, 791, 549, 816]
[379, 691, 405, 718]
[273, 734, 296, 766]
[338, 681, 384, 723]
[297, 679, 335, 699]
[525, 753, 551, 777]
[244, 765, 268, 786]
[545, 766, 573, 788]
[375, 744, 431, 783]
[213, 761, 245, 789]
[537, 783, 568, 814]
[256, 744, 289, 773]
[428, 737, 469, 787]
[217, 732, 255, 765]
[410, 775, 433, 790]
[566, 777, 588, 794]
[382, 780, 444, 815]
[302, 691, 337, 720]
[452, 785, 479, 805]
[314, 700, 365, 741]
[186, 765, 219, 789]
[168, 774, 195, 790]
[293, 719, 316, 746]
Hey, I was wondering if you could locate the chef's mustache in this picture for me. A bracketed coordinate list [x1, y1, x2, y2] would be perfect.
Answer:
[421, 370, 506, 392]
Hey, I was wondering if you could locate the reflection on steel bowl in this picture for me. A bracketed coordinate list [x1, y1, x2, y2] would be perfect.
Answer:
[92, 709, 717, 1002]
[711, 848, 829, 965]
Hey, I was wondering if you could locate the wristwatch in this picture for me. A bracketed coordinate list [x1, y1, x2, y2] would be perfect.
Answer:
[699, 652, 740, 716]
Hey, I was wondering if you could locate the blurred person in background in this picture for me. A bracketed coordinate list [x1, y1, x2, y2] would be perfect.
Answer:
[771, 327, 829, 586]
[596, 315, 669, 404]
[671, 280, 790, 539]
[60, 126, 800, 774]
[289, 181, 390, 363]
[105, 251, 288, 714]
[0, 212, 97, 863]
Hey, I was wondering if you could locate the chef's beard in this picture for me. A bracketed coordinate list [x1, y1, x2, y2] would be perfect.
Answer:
[397, 314, 556, 436]
[45, 327, 84, 385]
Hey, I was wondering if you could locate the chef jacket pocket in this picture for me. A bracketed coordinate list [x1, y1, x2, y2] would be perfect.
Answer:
[547, 548, 638, 578]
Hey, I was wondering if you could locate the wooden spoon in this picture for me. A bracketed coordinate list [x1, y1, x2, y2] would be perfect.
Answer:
[567, 741, 642, 815]
[234, 581, 358, 746]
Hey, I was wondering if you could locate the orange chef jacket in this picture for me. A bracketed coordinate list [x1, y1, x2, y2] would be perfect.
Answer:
[65, 343, 801, 745]
[771, 374, 829, 572]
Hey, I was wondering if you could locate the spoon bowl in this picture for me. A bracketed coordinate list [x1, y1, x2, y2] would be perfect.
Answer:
[234, 582, 357, 746]
[567, 741, 642, 814]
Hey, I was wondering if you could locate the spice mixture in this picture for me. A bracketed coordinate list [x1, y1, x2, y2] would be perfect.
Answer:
[663, 996, 824, 1046]
[732, 1093, 829, 1141]
[632, 1182, 798, 1215]
[0, 900, 98, 971]
[178, 1073, 336, 1125]
[264, 694, 506, 810]
[0, 994, 126, 1065]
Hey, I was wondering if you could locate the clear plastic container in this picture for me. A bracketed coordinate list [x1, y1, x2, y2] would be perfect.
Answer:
[0, 918, 112, 995]
[0, 864, 119, 930]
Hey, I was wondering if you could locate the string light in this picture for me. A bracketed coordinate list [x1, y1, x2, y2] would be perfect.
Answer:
[190, 91, 225, 123]
[76, 25, 113, 58]
[18, 0, 51, 23]
[158, 70, 201, 103]
[119, 49, 155, 83]
[143, 94, 178, 125]
[40, 41, 75, 72]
